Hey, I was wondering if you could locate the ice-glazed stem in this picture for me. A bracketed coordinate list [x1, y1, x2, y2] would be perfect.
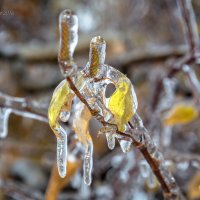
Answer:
[58, 9, 78, 77]
[130, 113, 183, 200]
[88, 36, 106, 77]
[0, 107, 12, 138]
[56, 126, 68, 178]
[83, 138, 93, 185]
[0, 92, 48, 123]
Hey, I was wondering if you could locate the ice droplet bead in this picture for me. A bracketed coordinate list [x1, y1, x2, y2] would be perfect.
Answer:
[118, 139, 132, 153]
[0, 107, 12, 138]
[83, 140, 93, 185]
[56, 126, 68, 178]
[106, 133, 115, 150]
[60, 111, 70, 122]
[147, 171, 156, 189]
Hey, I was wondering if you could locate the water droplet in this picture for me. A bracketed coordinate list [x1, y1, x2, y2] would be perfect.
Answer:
[60, 111, 70, 122]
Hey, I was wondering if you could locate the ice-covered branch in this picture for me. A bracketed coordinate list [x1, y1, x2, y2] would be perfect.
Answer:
[0, 91, 48, 138]
[54, 8, 184, 199]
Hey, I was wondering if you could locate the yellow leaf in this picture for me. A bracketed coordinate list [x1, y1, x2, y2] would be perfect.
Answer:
[48, 80, 74, 135]
[108, 77, 136, 132]
[163, 103, 198, 126]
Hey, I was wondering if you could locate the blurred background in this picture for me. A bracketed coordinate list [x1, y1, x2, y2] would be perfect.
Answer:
[1, 0, 200, 199]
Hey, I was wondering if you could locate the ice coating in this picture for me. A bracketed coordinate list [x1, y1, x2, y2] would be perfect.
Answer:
[105, 132, 116, 150]
[83, 137, 93, 185]
[118, 139, 132, 153]
[139, 160, 150, 178]
[58, 9, 78, 77]
[60, 111, 70, 122]
[56, 126, 68, 178]
[48, 79, 74, 178]
[0, 107, 12, 138]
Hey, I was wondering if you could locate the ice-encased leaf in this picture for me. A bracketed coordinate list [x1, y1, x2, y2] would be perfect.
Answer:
[118, 138, 132, 153]
[108, 77, 136, 132]
[0, 107, 12, 138]
[48, 80, 74, 130]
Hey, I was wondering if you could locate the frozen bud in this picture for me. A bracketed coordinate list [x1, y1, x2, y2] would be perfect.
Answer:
[58, 9, 78, 77]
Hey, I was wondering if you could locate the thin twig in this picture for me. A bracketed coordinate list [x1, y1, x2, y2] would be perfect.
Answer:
[0, 92, 48, 123]
[151, 0, 200, 111]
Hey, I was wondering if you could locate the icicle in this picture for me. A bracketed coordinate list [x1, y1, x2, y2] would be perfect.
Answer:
[139, 160, 150, 178]
[56, 126, 68, 178]
[147, 171, 157, 189]
[0, 107, 12, 138]
[59, 111, 70, 122]
[83, 140, 93, 185]
[105, 132, 115, 150]
[118, 138, 132, 153]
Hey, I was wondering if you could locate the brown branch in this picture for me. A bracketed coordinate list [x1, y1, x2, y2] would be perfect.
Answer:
[66, 76, 181, 199]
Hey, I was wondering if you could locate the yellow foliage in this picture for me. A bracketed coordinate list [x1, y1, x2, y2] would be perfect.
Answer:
[108, 77, 135, 132]
[163, 103, 198, 126]
[48, 80, 74, 136]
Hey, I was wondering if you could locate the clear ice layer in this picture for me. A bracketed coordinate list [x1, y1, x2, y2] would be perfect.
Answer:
[56, 126, 68, 178]
[83, 139, 93, 185]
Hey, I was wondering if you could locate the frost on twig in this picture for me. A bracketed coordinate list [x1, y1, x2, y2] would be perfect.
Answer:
[47, 8, 183, 199]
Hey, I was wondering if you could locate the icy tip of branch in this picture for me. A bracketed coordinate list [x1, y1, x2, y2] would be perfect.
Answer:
[58, 9, 78, 77]
[91, 36, 106, 46]
[89, 36, 106, 76]
[59, 9, 78, 28]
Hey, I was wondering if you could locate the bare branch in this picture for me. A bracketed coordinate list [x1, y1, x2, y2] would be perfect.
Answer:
[177, 0, 199, 53]
[0, 92, 48, 123]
